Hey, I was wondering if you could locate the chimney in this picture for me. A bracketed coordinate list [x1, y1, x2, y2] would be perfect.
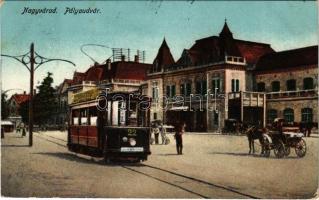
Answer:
[134, 55, 139, 63]
[23, 91, 26, 95]
[106, 59, 111, 70]
[121, 55, 125, 61]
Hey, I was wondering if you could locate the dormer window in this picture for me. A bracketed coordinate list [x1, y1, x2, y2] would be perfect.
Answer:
[225, 56, 245, 64]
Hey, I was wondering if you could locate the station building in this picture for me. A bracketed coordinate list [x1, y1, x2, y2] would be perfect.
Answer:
[64, 22, 318, 132]
[145, 22, 318, 132]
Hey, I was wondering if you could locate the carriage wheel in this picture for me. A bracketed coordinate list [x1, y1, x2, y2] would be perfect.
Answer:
[274, 140, 285, 158]
[164, 137, 170, 145]
[295, 138, 307, 158]
[284, 145, 290, 156]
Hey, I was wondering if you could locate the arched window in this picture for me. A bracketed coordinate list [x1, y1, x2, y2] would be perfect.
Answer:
[257, 82, 265, 92]
[301, 108, 313, 123]
[267, 109, 277, 124]
[196, 80, 207, 95]
[283, 108, 294, 123]
[180, 81, 192, 96]
[271, 81, 280, 92]
[286, 79, 296, 91]
[303, 77, 314, 90]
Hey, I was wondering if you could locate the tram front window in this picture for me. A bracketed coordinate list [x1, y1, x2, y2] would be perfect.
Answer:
[72, 110, 80, 125]
[128, 102, 137, 126]
[89, 107, 98, 126]
[80, 109, 88, 125]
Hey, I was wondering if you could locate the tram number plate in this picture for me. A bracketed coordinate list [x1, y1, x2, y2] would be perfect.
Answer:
[120, 147, 144, 152]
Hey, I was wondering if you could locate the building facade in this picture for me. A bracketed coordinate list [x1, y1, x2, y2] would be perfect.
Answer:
[254, 46, 318, 126]
[146, 22, 275, 131]
[8, 92, 30, 127]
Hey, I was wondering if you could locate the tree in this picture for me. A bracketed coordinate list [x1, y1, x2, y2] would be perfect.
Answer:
[34, 72, 57, 126]
[19, 99, 29, 123]
[1, 93, 9, 119]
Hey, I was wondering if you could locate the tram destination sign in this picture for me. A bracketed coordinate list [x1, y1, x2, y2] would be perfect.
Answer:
[72, 88, 100, 104]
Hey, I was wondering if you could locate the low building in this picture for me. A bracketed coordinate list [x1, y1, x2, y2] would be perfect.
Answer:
[7, 92, 30, 127]
[67, 55, 152, 108]
[254, 46, 318, 126]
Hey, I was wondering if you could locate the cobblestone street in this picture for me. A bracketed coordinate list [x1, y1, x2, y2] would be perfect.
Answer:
[1, 131, 318, 198]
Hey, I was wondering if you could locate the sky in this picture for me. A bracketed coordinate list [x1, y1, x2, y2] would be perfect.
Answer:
[1, 1, 317, 97]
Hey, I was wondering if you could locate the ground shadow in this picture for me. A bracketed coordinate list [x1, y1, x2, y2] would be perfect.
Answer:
[210, 151, 301, 159]
[1, 144, 29, 148]
[33, 152, 146, 166]
[157, 153, 180, 156]
[34, 152, 105, 165]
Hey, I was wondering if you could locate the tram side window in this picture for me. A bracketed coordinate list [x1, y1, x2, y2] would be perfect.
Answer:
[72, 110, 80, 125]
[80, 108, 88, 125]
[89, 107, 98, 126]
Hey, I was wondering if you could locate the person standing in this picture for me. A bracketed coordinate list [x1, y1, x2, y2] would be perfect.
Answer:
[175, 122, 185, 155]
[160, 123, 167, 144]
[153, 122, 160, 145]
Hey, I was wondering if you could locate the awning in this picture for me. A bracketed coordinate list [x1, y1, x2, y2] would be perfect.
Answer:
[1, 121, 13, 125]
[169, 106, 189, 111]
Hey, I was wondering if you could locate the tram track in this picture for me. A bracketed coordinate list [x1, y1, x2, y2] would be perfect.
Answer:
[35, 132, 260, 199]
[34, 132, 67, 147]
[122, 164, 259, 199]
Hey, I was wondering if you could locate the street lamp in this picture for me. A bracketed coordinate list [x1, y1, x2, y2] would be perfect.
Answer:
[1, 43, 76, 146]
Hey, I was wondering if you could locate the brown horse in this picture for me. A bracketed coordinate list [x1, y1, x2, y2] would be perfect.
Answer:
[245, 126, 265, 154]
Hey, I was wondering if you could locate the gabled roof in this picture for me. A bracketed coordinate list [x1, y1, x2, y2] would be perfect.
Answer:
[153, 38, 175, 69]
[174, 21, 274, 67]
[107, 61, 152, 80]
[255, 46, 318, 72]
[235, 39, 274, 65]
[71, 71, 86, 85]
[85, 64, 105, 82]
[11, 94, 30, 105]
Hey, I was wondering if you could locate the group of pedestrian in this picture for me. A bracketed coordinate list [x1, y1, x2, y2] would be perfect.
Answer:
[16, 123, 26, 137]
[151, 121, 167, 145]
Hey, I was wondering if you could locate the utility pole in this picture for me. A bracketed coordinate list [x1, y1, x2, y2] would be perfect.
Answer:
[29, 44, 34, 146]
[2, 43, 76, 146]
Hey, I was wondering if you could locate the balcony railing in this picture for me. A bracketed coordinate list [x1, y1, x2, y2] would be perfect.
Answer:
[266, 89, 318, 99]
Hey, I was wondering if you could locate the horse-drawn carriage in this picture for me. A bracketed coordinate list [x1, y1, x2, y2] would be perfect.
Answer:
[246, 118, 307, 158]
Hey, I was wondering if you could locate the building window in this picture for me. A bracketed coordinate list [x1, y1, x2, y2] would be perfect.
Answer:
[286, 79, 296, 91]
[153, 60, 159, 73]
[180, 82, 192, 96]
[231, 79, 240, 92]
[271, 81, 280, 92]
[166, 85, 176, 98]
[283, 108, 294, 124]
[267, 109, 277, 124]
[196, 80, 207, 95]
[303, 77, 314, 90]
[152, 82, 159, 100]
[257, 82, 265, 92]
[153, 113, 157, 120]
[212, 78, 220, 93]
[301, 108, 313, 123]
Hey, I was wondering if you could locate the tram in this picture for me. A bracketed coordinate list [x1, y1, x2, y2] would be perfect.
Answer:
[67, 89, 151, 162]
